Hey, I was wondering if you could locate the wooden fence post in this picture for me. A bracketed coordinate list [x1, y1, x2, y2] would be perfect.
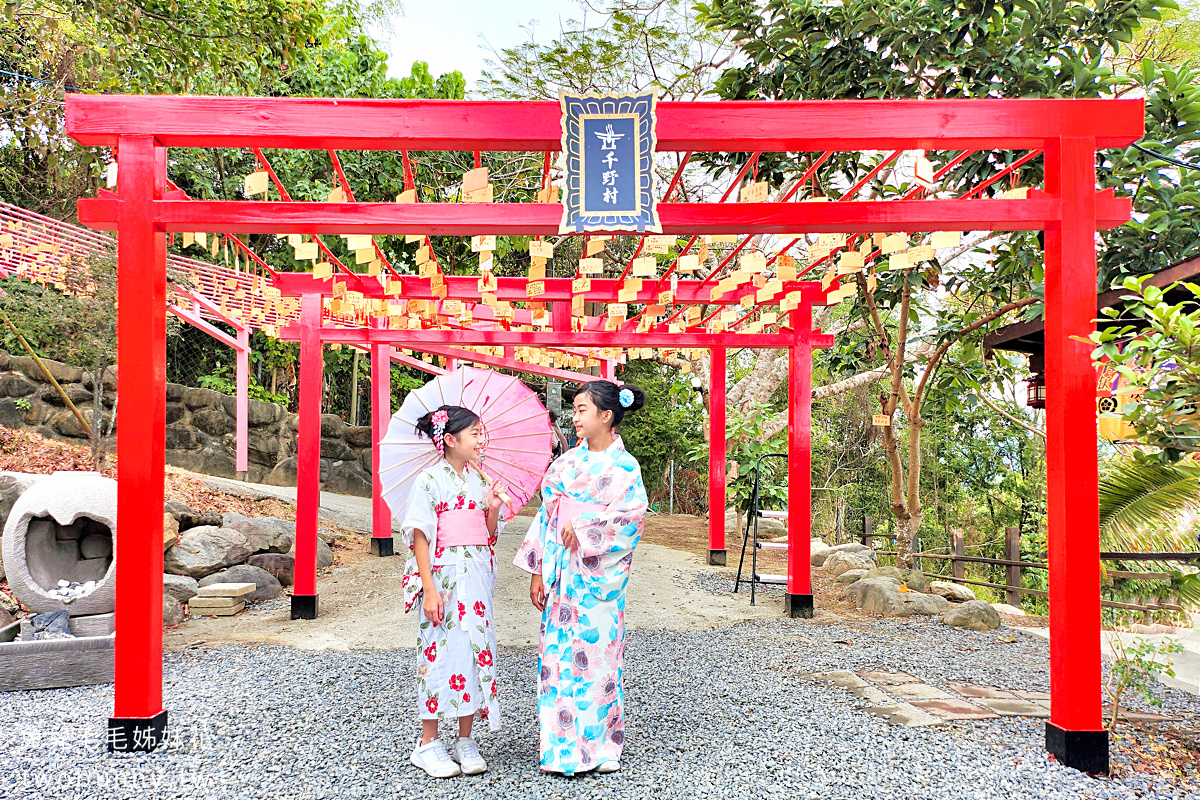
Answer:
[952, 528, 965, 582]
[862, 515, 874, 547]
[1005, 526, 1021, 607]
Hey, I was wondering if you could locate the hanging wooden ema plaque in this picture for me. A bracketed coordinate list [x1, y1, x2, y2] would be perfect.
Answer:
[559, 89, 661, 234]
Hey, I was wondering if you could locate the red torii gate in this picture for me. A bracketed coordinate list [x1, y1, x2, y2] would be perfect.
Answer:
[67, 94, 1141, 774]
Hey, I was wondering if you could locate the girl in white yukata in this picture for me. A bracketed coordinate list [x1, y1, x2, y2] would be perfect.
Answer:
[515, 380, 649, 776]
[401, 404, 508, 779]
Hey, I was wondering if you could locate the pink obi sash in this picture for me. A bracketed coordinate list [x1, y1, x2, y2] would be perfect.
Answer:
[436, 508, 489, 547]
[554, 498, 607, 544]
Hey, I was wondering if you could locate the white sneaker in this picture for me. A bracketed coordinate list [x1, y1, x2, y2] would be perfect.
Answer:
[452, 736, 488, 775]
[596, 760, 621, 774]
[411, 737, 462, 778]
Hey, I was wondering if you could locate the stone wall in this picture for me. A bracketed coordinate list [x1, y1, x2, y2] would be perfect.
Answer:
[0, 351, 376, 497]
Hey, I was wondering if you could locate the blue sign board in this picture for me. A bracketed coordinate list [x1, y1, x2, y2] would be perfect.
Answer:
[559, 91, 660, 234]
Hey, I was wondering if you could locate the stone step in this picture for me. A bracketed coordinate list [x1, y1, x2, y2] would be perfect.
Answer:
[196, 582, 256, 598]
[188, 599, 245, 616]
[188, 595, 243, 609]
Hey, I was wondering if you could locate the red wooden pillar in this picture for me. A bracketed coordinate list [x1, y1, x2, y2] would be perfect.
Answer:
[291, 293, 323, 619]
[1043, 136, 1107, 772]
[370, 318, 394, 556]
[707, 347, 727, 565]
[785, 306, 814, 618]
[109, 136, 169, 751]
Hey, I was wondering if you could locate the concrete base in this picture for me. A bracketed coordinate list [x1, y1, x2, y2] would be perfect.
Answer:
[108, 710, 168, 752]
[370, 537, 394, 557]
[785, 592, 814, 618]
[291, 594, 319, 620]
[707, 548, 726, 566]
[1046, 722, 1108, 775]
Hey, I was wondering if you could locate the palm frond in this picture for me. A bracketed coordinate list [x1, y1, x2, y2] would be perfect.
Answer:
[1098, 457, 1200, 552]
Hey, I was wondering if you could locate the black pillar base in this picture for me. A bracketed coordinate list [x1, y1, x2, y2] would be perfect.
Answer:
[1046, 723, 1109, 775]
[370, 536, 394, 557]
[785, 593, 814, 618]
[108, 710, 168, 753]
[291, 594, 319, 620]
[707, 549, 726, 566]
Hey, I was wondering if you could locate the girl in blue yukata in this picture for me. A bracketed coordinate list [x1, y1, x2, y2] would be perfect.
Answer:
[401, 405, 509, 779]
[515, 380, 649, 775]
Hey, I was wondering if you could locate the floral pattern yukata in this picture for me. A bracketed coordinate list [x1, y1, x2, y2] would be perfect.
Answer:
[400, 460, 503, 731]
[514, 435, 648, 774]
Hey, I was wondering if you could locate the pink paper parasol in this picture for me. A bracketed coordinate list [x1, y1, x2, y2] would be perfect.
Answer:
[378, 366, 553, 522]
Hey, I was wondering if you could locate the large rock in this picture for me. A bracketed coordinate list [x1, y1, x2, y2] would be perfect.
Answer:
[0, 606, 12, 628]
[222, 513, 295, 554]
[929, 580, 976, 603]
[845, 577, 952, 617]
[0, 590, 18, 615]
[810, 539, 832, 565]
[164, 526, 252, 579]
[941, 600, 1001, 631]
[837, 568, 869, 584]
[991, 602, 1026, 617]
[165, 499, 223, 532]
[163, 513, 179, 551]
[824, 550, 875, 577]
[0, 472, 44, 530]
[289, 536, 334, 571]
[163, 594, 185, 627]
[198, 564, 283, 603]
[862, 566, 926, 593]
[163, 573, 200, 603]
[247, 553, 295, 586]
[812, 542, 876, 568]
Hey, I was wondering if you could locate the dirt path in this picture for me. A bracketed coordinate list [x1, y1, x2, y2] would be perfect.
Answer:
[167, 514, 781, 652]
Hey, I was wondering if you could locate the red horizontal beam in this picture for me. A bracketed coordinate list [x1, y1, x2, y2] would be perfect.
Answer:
[277, 326, 795, 349]
[65, 96, 1144, 151]
[273, 273, 828, 305]
[77, 193, 1133, 235]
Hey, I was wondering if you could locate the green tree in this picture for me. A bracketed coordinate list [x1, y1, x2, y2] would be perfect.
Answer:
[699, 0, 1191, 566]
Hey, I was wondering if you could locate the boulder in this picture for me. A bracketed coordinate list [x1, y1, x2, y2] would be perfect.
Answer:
[320, 414, 345, 438]
[163, 513, 179, 551]
[247, 553, 295, 586]
[862, 566, 926, 593]
[845, 577, 952, 617]
[0, 471, 44, 530]
[221, 513, 295, 554]
[289, 536, 334, 571]
[824, 550, 875, 577]
[198, 564, 283, 603]
[990, 602, 1026, 617]
[0, 590, 19, 615]
[266, 458, 298, 488]
[163, 594, 185, 627]
[940, 600, 1001, 632]
[162, 573, 200, 604]
[810, 540, 832, 566]
[929, 580, 976, 603]
[344, 425, 373, 449]
[812, 542, 876, 568]
[836, 568, 869, 584]
[163, 526, 253, 579]
[0, 606, 12, 628]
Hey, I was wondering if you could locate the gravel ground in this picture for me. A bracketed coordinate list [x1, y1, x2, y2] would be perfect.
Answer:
[2, 615, 1198, 800]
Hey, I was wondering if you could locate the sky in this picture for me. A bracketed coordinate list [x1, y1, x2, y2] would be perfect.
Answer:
[373, 1, 583, 91]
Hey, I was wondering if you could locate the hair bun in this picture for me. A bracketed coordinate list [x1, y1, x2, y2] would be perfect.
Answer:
[622, 385, 646, 413]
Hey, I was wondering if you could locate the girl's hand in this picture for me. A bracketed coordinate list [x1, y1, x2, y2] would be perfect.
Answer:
[422, 590, 444, 626]
[485, 478, 505, 512]
[530, 574, 547, 612]
[560, 519, 578, 550]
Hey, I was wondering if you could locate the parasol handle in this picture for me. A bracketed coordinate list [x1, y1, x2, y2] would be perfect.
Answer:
[471, 461, 511, 507]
